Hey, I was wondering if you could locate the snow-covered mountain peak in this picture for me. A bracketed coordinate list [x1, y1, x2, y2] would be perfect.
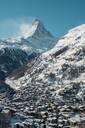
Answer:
[22, 18, 54, 39]
[32, 19, 43, 26]
[2, 19, 56, 52]
[19, 19, 53, 39]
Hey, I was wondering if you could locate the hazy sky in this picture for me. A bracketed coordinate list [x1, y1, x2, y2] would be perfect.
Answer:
[0, 0, 85, 38]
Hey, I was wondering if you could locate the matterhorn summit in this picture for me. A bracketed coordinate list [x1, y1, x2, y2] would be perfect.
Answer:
[19, 19, 56, 51]
[4, 19, 56, 52]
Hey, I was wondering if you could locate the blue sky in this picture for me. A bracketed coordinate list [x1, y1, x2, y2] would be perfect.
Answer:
[0, 0, 85, 38]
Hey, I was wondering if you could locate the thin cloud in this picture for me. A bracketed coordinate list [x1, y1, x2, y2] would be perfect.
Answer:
[18, 23, 31, 37]
[0, 17, 34, 39]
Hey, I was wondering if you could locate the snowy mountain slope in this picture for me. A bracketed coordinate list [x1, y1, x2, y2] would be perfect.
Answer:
[6, 24, 85, 127]
[6, 24, 85, 89]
